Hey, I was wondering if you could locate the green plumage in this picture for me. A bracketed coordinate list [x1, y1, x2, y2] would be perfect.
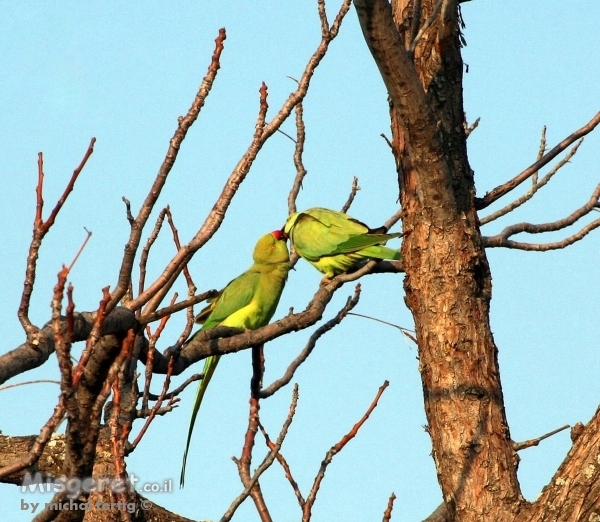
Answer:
[283, 207, 400, 279]
[180, 231, 290, 486]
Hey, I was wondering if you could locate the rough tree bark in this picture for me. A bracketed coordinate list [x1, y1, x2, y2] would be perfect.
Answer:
[355, 1, 600, 521]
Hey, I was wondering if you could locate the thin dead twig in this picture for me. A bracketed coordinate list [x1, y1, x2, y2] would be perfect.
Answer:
[139, 289, 218, 325]
[287, 102, 307, 215]
[53, 270, 79, 437]
[122, 196, 134, 225]
[476, 111, 600, 209]
[260, 286, 361, 398]
[341, 177, 361, 213]
[142, 291, 177, 413]
[480, 138, 583, 225]
[138, 373, 202, 401]
[483, 184, 600, 250]
[0, 379, 61, 392]
[384, 208, 403, 231]
[138, 207, 168, 307]
[302, 380, 390, 521]
[382, 492, 397, 522]
[221, 385, 299, 522]
[72, 287, 111, 387]
[513, 424, 570, 452]
[109, 29, 227, 314]
[235, 344, 272, 521]
[18, 138, 96, 339]
[465, 117, 480, 137]
[132, 311, 177, 451]
[166, 207, 198, 342]
[136, 401, 180, 418]
[259, 419, 305, 506]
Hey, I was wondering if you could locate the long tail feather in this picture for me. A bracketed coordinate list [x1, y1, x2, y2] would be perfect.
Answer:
[180, 355, 220, 487]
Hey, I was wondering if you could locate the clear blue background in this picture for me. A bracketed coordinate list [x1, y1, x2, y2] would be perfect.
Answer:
[1, 2, 599, 520]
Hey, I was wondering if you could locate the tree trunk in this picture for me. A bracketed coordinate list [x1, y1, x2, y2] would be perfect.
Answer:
[356, 1, 522, 519]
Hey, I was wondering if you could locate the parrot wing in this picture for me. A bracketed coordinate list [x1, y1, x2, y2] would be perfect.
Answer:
[289, 212, 354, 261]
[180, 268, 262, 487]
[303, 207, 370, 233]
[330, 231, 401, 255]
[199, 268, 262, 330]
[291, 209, 399, 259]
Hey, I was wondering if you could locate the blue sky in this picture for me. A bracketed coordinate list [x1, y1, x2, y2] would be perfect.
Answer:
[1, 2, 599, 520]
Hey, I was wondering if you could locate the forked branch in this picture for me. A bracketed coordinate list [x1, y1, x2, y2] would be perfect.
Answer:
[221, 385, 299, 522]
[476, 111, 600, 210]
[483, 184, 600, 250]
[18, 139, 96, 339]
[480, 136, 584, 225]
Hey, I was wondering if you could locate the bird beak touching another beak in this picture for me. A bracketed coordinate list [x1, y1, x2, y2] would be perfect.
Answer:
[271, 229, 287, 241]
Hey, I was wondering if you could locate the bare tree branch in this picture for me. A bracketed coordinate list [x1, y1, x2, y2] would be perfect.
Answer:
[513, 424, 570, 452]
[138, 373, 202, 401]
[260, 286, 361, 398]
[109, 29, 227, 314]
[340, 176, 361, 213]
[382, 492, 397, 522]
[127, 3, 353, 315]
[483, 184, 600, 250]
[287, 101, 307, 215]
[138, 207, 168, 305]
[302, 380, 389, 521]
[1, 307, 137, 386]
[476, 111, 600, 209]
[480, 138, 584, 225]
[259, 420, 305, 506]
[18, 139, 96, 339]
[464, 116, 480, 137]
[221, 385, 299, 522]
[139, 290, 218, 325]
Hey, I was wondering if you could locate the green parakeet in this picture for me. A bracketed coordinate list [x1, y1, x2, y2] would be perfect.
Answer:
[283, 207, 400, 279]
[180, 230, 290, 486]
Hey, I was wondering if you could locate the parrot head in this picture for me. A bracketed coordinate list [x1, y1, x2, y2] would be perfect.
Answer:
[252, 231, 290, 264]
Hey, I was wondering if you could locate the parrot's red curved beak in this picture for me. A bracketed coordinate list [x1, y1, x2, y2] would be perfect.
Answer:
[271, 229, 287, 241]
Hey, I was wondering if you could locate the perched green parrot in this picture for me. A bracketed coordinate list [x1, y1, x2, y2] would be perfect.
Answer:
[180, 230, 290, 487]
[283, 207, 400, 280]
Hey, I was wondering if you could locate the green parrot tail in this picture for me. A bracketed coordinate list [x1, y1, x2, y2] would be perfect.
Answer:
[360, 244, 401, 261]
[180, 355, 221, 488]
